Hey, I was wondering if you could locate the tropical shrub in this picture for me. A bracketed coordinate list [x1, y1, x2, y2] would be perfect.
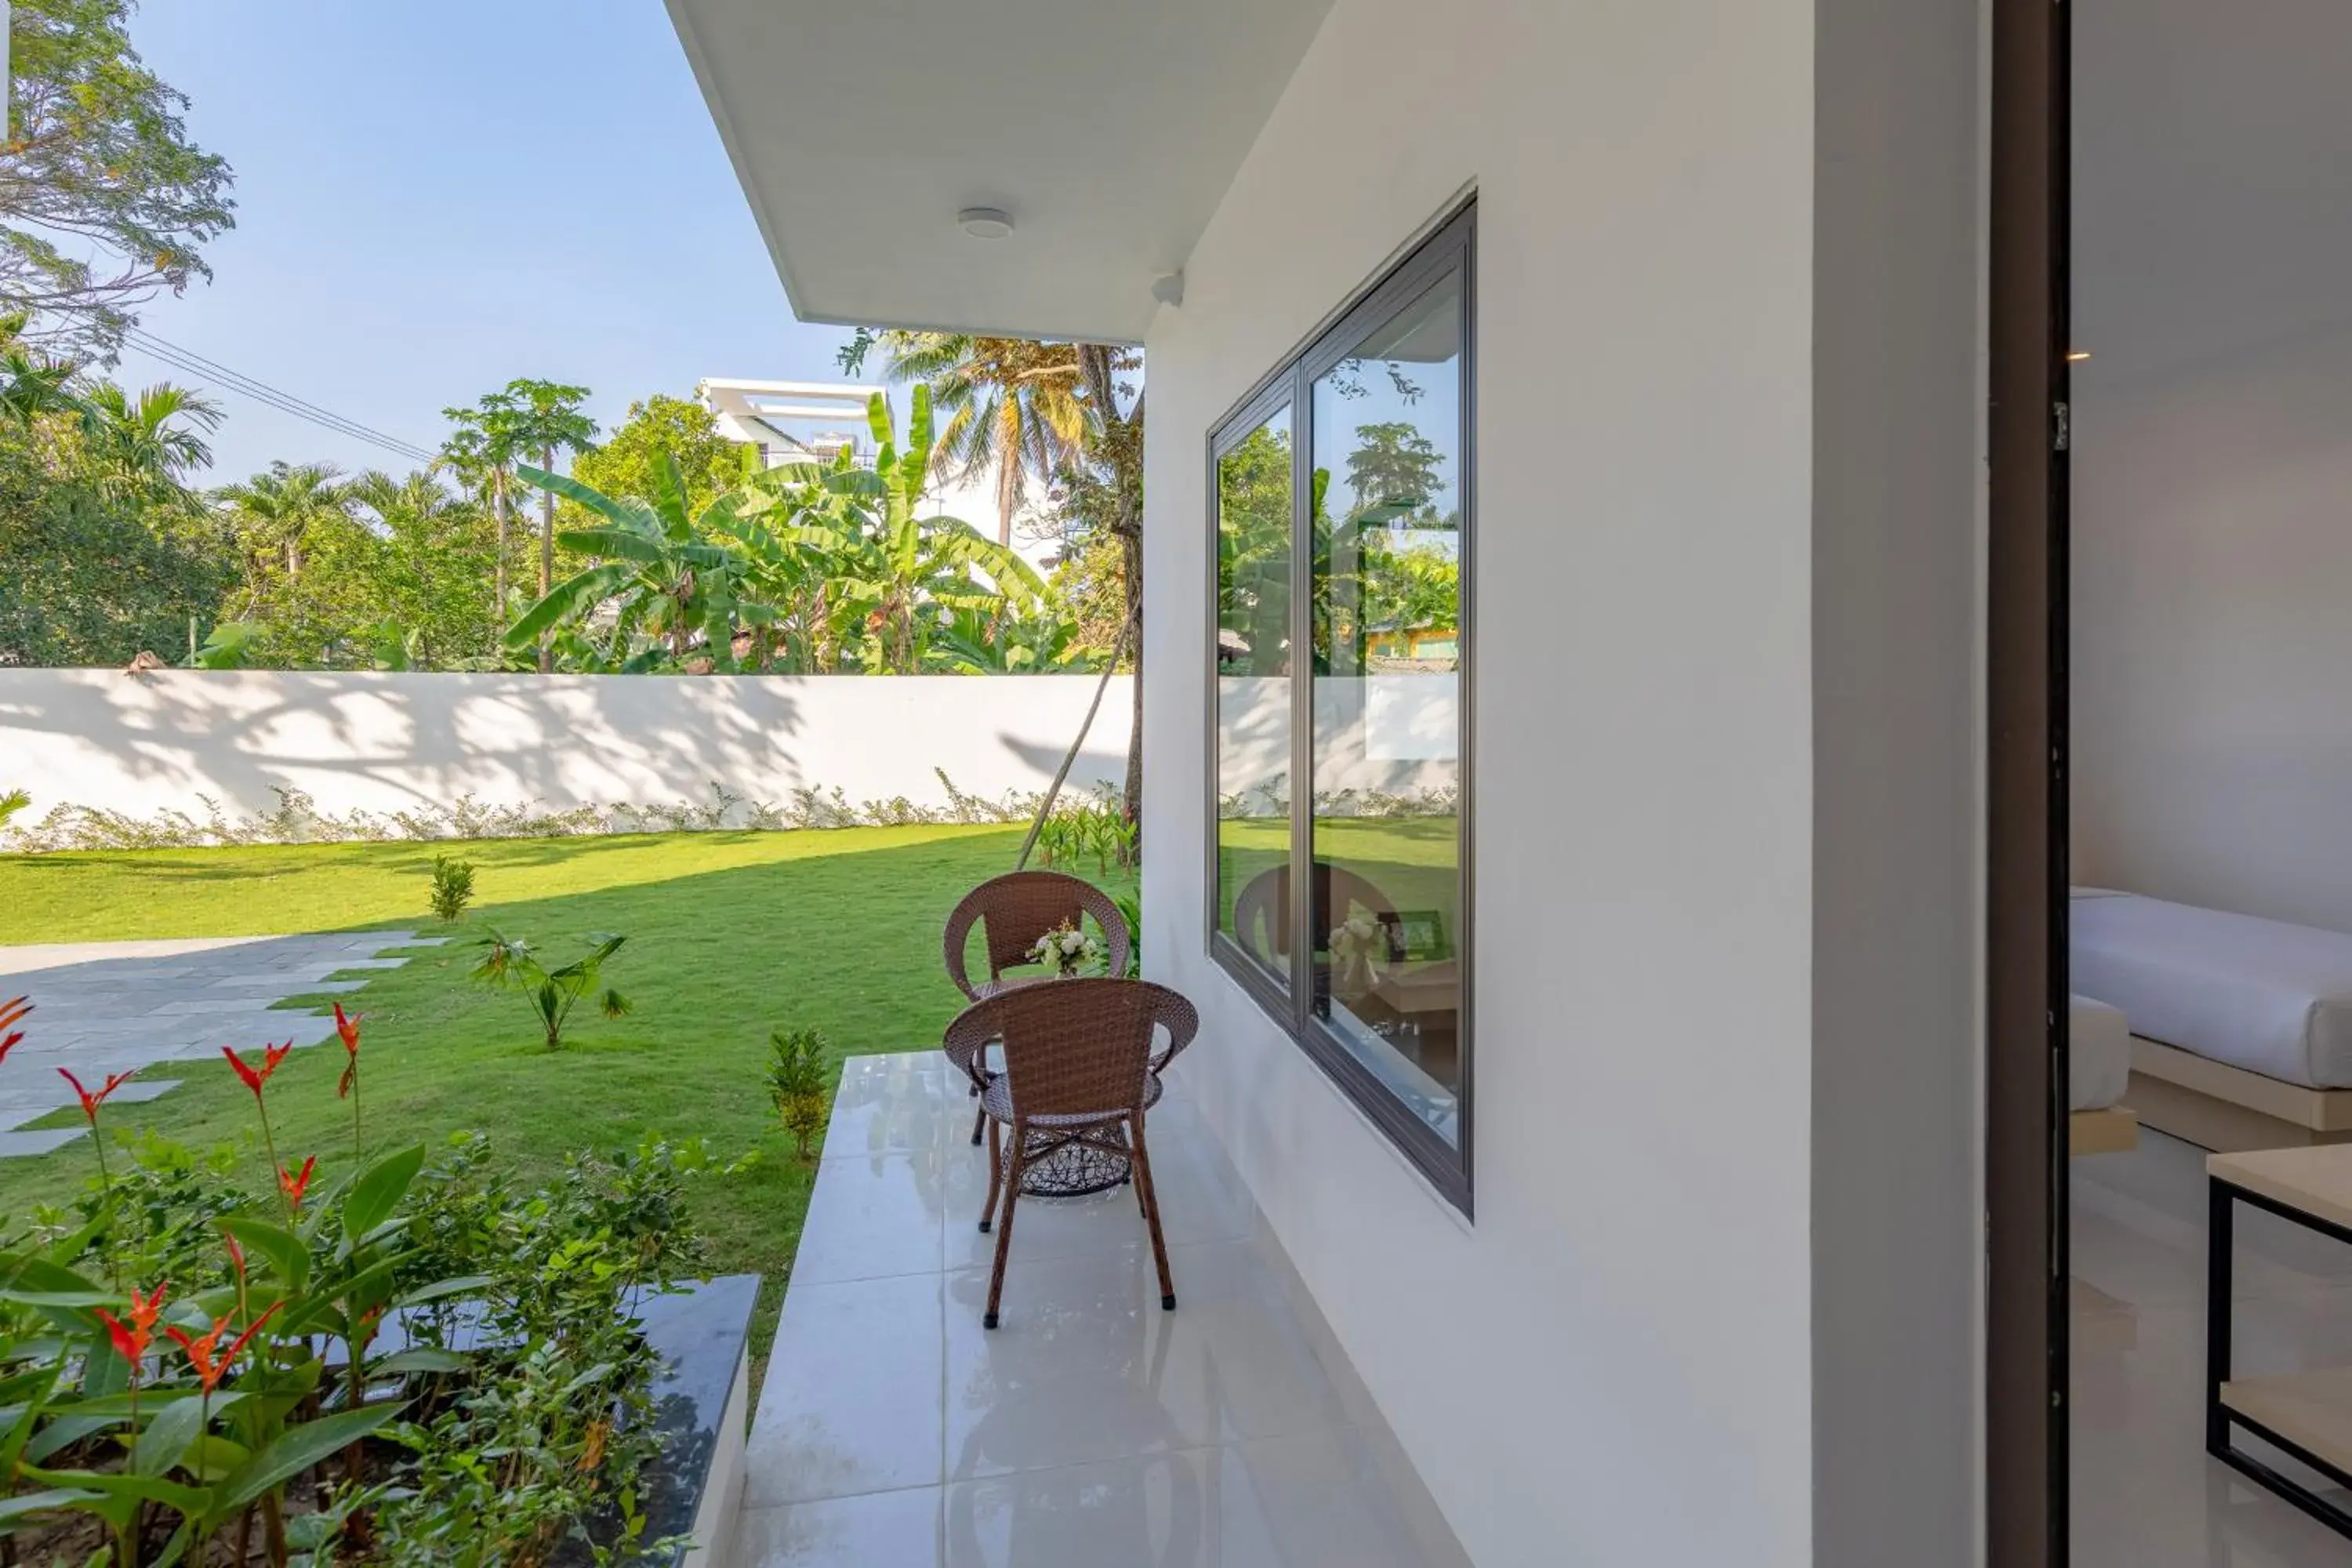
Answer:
[426, 855, 474, 923]
[0, 771, 1071, 853]
[0, 1004, 710, 1566]
[765, 1029, 829, 1161]
[469, 931, 631, 1051]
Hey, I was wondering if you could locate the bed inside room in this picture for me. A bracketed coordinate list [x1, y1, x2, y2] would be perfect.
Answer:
[2067, 0, 2352, 1558]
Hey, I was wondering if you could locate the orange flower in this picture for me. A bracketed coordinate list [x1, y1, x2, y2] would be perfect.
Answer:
[58, 1068, 138, 1125]
[165, 1301, 281, 1392]
[0, 995, 29, 1062]
[278, 1156, 317, 1210]
[94, 1280, 169, 1368]
[223, 1231, 245, 1281]
[223, 1041, 292, 1102]
[332, 1003, 361, 1100]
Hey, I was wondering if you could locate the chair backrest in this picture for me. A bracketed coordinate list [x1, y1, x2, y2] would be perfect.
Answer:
[1229, 863, 1401, 967]
[942, 978, 1199, 1121]
[944, 870, 1134, 997]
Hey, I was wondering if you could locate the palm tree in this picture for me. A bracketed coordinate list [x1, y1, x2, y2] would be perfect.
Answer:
[434, 419, 514, 621]
[874, 334, 1087, 546]
[444, 381, 597, 670]
[213, 460, 348, 599]
[80, 383, 223, 493]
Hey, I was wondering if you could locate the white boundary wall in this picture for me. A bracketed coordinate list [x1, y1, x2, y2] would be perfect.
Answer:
[0, 670, 1135, 822]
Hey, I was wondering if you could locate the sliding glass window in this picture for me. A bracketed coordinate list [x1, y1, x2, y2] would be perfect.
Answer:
[1207, 203, 1474, 1210]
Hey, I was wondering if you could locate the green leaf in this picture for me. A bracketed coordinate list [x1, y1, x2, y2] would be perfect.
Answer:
[503, 561, 637, 648]
[342, 1144, 425, 1244]
[220, 1217, 308, 1294]
[514, 463, 655, 532]
[181, 1434, 250, 1484]
[0, 1486, 101, 1523]
[132, 1388, 210, 1477]
[20, 1461, 210, 1521]
[372, 1347, 469, 1376]
[394, 1274, 491, 1309]
[213, 1400, 405, 1515]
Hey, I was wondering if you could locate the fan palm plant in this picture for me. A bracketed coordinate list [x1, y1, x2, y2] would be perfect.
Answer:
[213, 461, 349, 592]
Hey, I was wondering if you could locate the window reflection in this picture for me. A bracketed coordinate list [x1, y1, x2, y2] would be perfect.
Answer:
[1214, 406, 1294, 989]
[1308, 276, 1465, 1145]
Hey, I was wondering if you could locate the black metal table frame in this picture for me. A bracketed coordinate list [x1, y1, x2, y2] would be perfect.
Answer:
[2207, 1174, 2352, 1540]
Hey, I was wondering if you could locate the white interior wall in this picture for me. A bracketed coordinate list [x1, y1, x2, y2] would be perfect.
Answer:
[1809, 0, 1985, 1561]
[2071, 0, 2352, 932]
[1142, 0, 1827, 1561]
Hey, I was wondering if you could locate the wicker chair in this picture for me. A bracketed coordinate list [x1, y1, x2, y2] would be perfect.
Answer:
[942, 978, 1199, 1330]
[944, 870, 1135, 1146]
[1229, 862, 1403, 974]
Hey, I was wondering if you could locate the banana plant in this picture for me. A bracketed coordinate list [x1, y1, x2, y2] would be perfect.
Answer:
[504, 453, 764, 672]
[715, 388, 1049, 673]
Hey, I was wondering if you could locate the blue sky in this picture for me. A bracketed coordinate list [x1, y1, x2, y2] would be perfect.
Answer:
[122, 2, 855, 481]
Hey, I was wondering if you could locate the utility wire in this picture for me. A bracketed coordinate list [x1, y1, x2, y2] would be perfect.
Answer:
[122, 328, 435, 462]
[123, 328, 436, 460]
[117, 329, 437, 465]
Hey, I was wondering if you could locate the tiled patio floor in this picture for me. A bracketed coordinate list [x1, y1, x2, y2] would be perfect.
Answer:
[734, 1054, 1436, 1567]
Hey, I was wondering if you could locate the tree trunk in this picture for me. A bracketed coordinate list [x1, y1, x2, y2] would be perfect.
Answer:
[492, 470, 510, 625]
[538, 445, 557, 673]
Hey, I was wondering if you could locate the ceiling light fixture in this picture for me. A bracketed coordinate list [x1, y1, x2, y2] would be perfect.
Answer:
[2067, 350, 2092, 362]
[958, 207, 1014, 240]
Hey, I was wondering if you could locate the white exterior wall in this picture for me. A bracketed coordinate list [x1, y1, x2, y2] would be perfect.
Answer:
[1142, 1, 1824, 1563]
[0, 670, 1131, 824]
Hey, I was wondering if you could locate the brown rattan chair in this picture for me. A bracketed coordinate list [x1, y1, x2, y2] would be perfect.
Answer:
[942, 978, 1199, 1330]
[944, 871, 1134, 1145]
[1229, 862, 1403, 973]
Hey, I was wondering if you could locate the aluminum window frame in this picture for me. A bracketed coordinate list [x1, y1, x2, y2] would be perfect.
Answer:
[1203, 198, 1477, 1214]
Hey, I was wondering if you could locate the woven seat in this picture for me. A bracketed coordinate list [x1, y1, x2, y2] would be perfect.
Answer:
[943, 978, 1199, 1329]
[944, 871, 1134, 1147]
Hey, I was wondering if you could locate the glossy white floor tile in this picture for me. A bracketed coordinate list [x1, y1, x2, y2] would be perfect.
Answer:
[2073, 1130, 2352, 1564]
[737, 1053, 1432, 1567]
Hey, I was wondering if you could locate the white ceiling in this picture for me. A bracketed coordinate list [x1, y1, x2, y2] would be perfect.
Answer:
[665, 0, 1336, 345]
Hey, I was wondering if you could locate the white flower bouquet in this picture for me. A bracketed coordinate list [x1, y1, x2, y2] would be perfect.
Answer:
[1328, 913, 1388, 991]
[1027, 920, 1104, 978]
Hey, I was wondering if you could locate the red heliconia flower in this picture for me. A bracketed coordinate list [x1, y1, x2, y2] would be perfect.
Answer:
[58, 1068, 139, 1126]
[0, 996, 29, 1064]
[222, 1230, 246, 1281]
[165, 1301, 281, 1392]
[95, 1281, 169, 1368]
[332, 1002, 361, 1099]
[223, 1041, 293, 1102]
[278, 1156, 317, 1210]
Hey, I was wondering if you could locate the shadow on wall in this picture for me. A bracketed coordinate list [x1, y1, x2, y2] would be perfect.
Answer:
[0, 671, 1135, 829]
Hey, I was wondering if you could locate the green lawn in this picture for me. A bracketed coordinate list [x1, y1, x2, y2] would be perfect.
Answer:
[0, 826, 1135, 1367]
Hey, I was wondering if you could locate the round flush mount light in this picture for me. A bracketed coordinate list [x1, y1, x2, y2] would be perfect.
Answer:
[958, 207, 1014, 240]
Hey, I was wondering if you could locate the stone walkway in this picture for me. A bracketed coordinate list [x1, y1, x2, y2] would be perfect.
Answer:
[0, 932, 445, 1155]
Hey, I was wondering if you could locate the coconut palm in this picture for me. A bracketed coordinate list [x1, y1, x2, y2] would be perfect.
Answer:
[873, 333, 1087, 546]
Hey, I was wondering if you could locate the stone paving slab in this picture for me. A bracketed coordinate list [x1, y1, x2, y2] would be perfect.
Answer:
[0, 933, 446, 1147]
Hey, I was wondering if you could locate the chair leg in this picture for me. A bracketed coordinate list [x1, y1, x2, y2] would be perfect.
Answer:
[1128, 1116, 1175, 1312]
[971, 1102, 986, 1147]
[979, 1116, 1003, 1233]
[985, 1125, 1026, 1330]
